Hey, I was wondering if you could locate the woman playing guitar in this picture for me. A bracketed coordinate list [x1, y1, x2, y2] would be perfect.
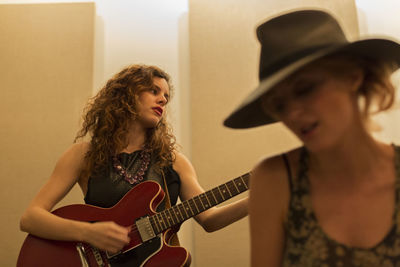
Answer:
[19, 64, 248, 266]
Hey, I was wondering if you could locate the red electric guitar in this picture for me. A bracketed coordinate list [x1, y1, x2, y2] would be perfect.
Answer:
[17, 172, 250, 267]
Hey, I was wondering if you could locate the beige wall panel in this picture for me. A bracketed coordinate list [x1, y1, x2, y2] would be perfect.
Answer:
[189, 0, 358, 266]
[0, 3, 94, 264]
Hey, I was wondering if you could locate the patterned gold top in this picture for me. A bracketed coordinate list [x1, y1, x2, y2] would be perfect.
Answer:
[283, 145, 400, 267]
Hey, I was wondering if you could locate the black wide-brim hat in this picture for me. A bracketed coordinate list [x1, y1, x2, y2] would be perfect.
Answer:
[223, 9, 400, 129]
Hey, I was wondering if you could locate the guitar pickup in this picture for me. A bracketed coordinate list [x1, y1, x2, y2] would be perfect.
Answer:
[136, 216, 156, 242]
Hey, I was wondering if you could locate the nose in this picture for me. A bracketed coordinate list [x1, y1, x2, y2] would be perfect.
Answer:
[157, 94, 168, 106]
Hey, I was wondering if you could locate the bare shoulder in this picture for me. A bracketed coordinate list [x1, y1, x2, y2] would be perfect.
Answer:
[249, 149, 300, 266]
[53, 142, 91, 181]
[250, 147, 302, 214]
[67, 141, 90, 156]
[253, 147, 303, 181]
[252, 154, 288, 190]
[52, 142, 90, 166]
[253, 146, 302, 183]
[172, 150, 193, 173]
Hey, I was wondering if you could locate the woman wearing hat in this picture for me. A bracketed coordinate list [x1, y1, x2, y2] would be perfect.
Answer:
[224, 10, 400, 266]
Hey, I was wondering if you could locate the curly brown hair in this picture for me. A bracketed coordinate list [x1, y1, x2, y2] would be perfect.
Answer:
[75, 64, 176, 180]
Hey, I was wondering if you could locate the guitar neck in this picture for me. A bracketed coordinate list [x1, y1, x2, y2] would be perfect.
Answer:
[149, 172, 250, 234]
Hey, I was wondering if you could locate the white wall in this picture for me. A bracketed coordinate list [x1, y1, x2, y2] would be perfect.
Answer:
[0, 0, 190, 165]
[356, 0, 400, 144]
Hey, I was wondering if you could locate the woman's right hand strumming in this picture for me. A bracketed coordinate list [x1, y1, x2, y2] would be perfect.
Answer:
[82, 221, 131, 254]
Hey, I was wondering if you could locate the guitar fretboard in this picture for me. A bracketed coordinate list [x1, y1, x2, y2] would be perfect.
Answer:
[149, 172, 250, 234]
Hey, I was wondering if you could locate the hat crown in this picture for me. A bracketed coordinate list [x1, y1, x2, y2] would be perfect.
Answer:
[257, 10, 347, 81]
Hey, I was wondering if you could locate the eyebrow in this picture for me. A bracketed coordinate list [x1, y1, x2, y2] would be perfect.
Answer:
[154, 84, 170, 99]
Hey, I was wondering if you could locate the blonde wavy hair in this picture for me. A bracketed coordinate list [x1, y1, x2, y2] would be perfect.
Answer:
[316, 53, 396, 117]
[75, 64, 176, 180]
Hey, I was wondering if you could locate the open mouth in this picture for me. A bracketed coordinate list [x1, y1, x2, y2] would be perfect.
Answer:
[152, 107, 163, 116]
[300, 122, 318, 136]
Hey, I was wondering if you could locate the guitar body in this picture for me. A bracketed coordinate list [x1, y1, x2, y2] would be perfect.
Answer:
[18, 172, 250, 267]
[17, 181, 191, 267]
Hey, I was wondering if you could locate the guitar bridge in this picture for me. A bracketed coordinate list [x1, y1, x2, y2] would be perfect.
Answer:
[136, 216, 156, 242]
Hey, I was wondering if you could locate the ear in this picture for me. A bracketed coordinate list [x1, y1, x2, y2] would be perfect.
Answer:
[347, 68, 364, 92]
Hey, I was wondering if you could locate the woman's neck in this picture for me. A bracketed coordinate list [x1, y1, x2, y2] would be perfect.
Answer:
[308, 125, 392, 181]
[121, 123, 147, 153]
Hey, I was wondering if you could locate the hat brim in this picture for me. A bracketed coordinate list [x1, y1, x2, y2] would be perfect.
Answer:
[223, 38, 400, 129]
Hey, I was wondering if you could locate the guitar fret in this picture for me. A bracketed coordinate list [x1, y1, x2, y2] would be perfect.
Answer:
[156, 213, 166, 230]
[171, 207, 181, 223]
[210, 190, 218, 204]
[224, 184, 233, 197]
[161, 211, 170, 228]
[232, 180, 240, 193]
[219, 184, 229, 199]
[213, 188, 224, 202]
[156, 213, 165, 232]
[166, 209, 176, 225]
[206, 193, 213, 206]
[233, 178, 243, 192]
[226, 181, 236, 196]
[166, 210, 173, 227]
[173, 206, 183, 222]
[192, 199, 201, 213]
[217, 186, 226, 200]
[197, 195, 206, 210]
[240, 175, 249, 190]
[233, 177, 242, 191]
[150, 216, 160, 234]
[181, 203, 189, 219]
[154, 216, 161, 233]
[205, 191, 216, 206]
[201, 193, 211, 209]
[177, 204, 187, 221]
[184, 201, 195, 216]
[181, 202, 190, 218]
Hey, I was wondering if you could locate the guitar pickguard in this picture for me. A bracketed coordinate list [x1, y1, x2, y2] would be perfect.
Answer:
[109, 236, 162, 267]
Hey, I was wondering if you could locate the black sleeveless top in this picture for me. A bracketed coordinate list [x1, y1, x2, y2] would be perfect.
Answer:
[84, 150, 181, 211]
[282, 145, 400, 266]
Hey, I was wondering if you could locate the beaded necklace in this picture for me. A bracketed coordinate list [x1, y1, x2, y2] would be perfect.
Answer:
[112, 148, 151, 185]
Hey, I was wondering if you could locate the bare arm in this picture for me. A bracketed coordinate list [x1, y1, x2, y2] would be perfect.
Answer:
[173, 152, 248, 232]
[19, 143, 130, 253]
[249, 155, 290, 267]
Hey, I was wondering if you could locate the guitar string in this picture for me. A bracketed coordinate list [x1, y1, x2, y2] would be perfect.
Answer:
[125, 173, 250, 236]
[72, 174, 250, 259]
